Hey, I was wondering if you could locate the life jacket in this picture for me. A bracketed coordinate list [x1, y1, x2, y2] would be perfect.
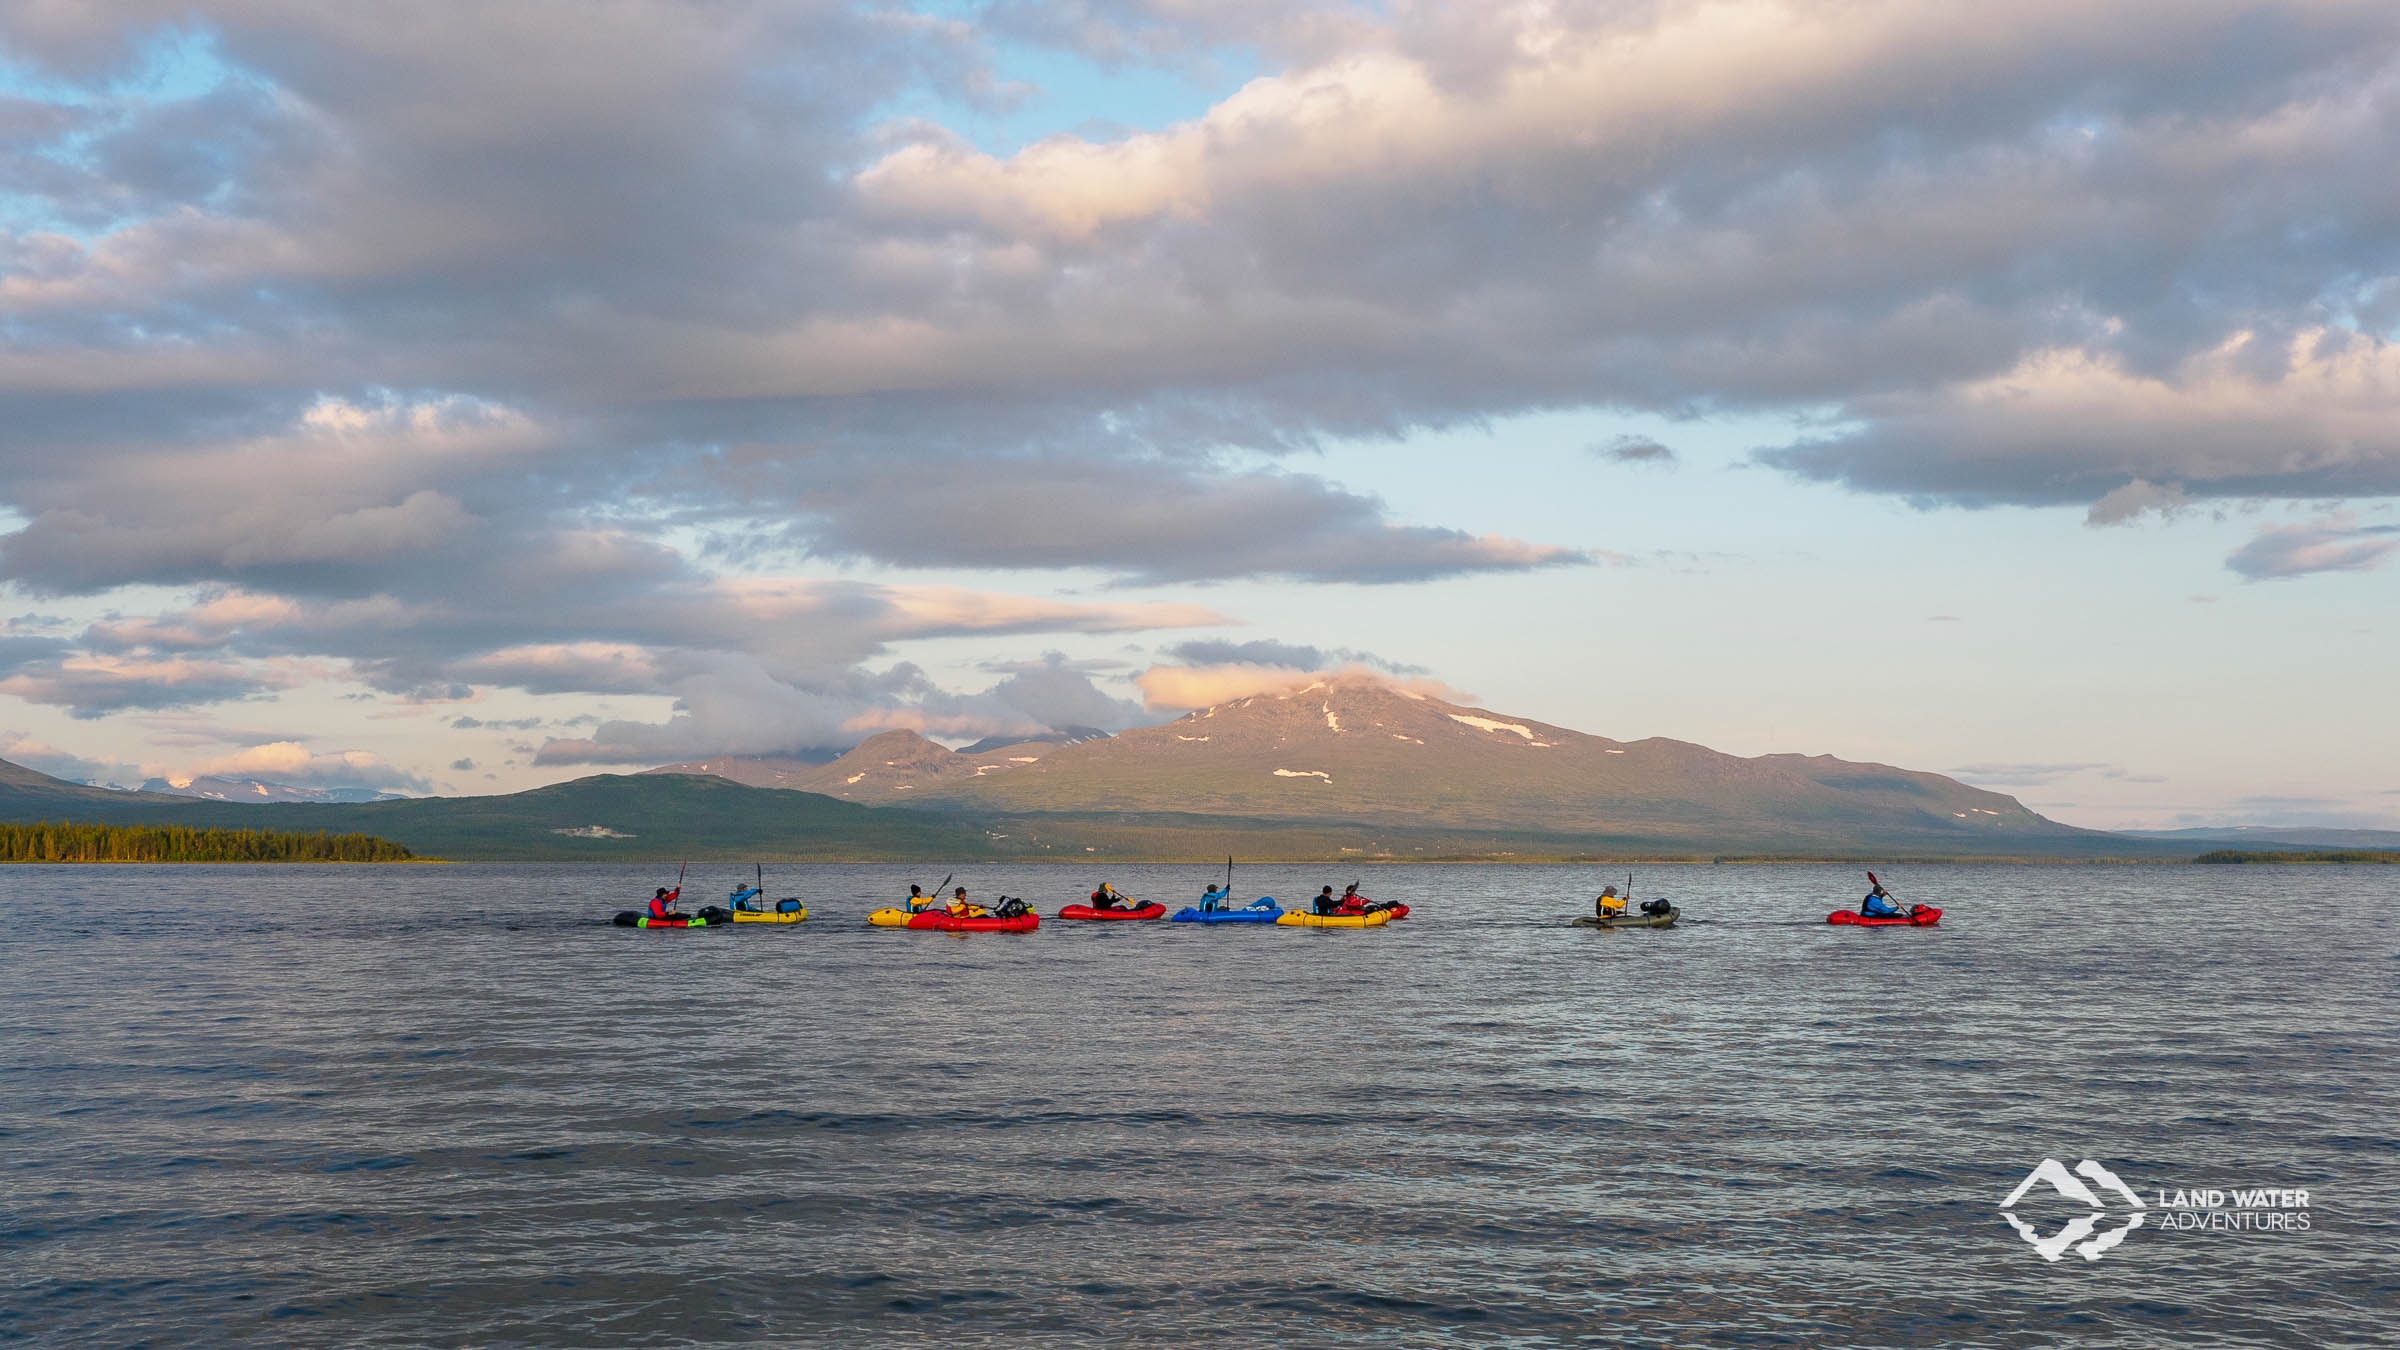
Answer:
[1598, 894, 1626, 916]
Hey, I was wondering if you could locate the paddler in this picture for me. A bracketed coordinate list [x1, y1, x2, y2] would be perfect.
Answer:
[945, 886, 986, 918]
[1595, 885, 1626, 919]
[1312, 885, 1339, 915]
[1199, 883, 1227, 912]
[1089, 882, 1126, 911]
[905, 883, 930, 912]
[1860, 878, 1903, 917]
[647, 886, 684, 921]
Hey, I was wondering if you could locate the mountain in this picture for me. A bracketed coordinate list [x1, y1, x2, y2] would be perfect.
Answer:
[0, 758, 990, 861]
[2, 673, 2183, 860]
[138, 776, 413, 804]
[756, 677, 2128, 856]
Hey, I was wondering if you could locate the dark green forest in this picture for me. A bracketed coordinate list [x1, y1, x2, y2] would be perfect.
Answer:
[0, 821, 415, 863]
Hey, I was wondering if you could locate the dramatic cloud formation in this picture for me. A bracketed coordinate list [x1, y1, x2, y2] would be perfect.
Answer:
[4, 0, 2399, 789]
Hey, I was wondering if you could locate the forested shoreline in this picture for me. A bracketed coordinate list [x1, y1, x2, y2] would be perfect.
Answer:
[0, 822, 415, 863]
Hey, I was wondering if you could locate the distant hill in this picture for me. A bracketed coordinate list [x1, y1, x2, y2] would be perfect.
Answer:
[0, 760, 991, 862]
[751, 677, 2140, 857]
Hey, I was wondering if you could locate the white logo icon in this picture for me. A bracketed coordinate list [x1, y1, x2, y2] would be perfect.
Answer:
[2000, 1159, 2148, 1261]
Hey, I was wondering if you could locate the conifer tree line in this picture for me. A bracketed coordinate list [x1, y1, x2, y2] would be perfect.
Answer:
[0, 821, 414, 862]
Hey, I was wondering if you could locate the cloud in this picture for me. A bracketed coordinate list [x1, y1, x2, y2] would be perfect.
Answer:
[2226, 513, 2400, 579]
[530, 651, 1152, 765]
[0, 395, 545, 596]
[2086, 479, 2189, 526]
[1161, 637, 1426, 674]
[732, 449, 1586, 584]
[1595, 435, 1677, 466]
[0, 652, 304, 717]
[177, 740, 430, 791]
[1764, 332, 2400, 512]
[1165, 639, 1330, 670]
[0, 729, 141, 784]
[974, 651, 1146, 731]
[1948, 761, 2164, 787]
[449, 715, 545, 731]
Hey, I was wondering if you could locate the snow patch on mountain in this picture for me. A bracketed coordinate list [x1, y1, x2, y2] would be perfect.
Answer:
[1450, 714, 1536, 739]
[1273, 769, 1332, 782]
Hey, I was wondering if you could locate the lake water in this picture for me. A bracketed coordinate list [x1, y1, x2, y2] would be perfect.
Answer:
[4, 862, 2393, 1348]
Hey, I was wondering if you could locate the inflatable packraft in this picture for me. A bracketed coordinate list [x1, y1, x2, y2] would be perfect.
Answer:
[1170, 898, 1284, 924]
[1572, 906, 1679, 928]
[1057, 902, 1166, 921]
[1827, 905, 1941, 927]
[869, 903, 1038, 932]
[1276, 908, 1393, 928]
[613, 905, 734, 929]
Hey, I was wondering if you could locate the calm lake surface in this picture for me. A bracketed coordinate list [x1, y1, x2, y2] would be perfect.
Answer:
[4, 862, 2394, 1348]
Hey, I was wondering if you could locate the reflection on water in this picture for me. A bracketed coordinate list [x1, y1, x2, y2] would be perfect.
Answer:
[4, 862, 2394, 1348]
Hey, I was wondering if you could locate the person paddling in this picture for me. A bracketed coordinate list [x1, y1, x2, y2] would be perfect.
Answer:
[1860, 877, 1903, 918]
[905, 883, 930, 912]
[1595, 885, 1626, 919]
[1089, 882, 1125, 911]
[946, 886, 984, 918]
[647, 886, 683, 921]
[1313, 886, 1338, 915]
[1199, 883, 1227, 912]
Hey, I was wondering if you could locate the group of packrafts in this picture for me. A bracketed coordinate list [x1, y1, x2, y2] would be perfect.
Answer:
[1565, 868, 1940, 930]
[614, 861, 1411, 931]
[613, 863, 1941, 932]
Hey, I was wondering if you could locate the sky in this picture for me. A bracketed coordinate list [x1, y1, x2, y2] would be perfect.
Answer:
[1, 0, 2396, 831]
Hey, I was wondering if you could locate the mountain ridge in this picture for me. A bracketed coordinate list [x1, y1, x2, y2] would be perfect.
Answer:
[676, 677, 2110, 854]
